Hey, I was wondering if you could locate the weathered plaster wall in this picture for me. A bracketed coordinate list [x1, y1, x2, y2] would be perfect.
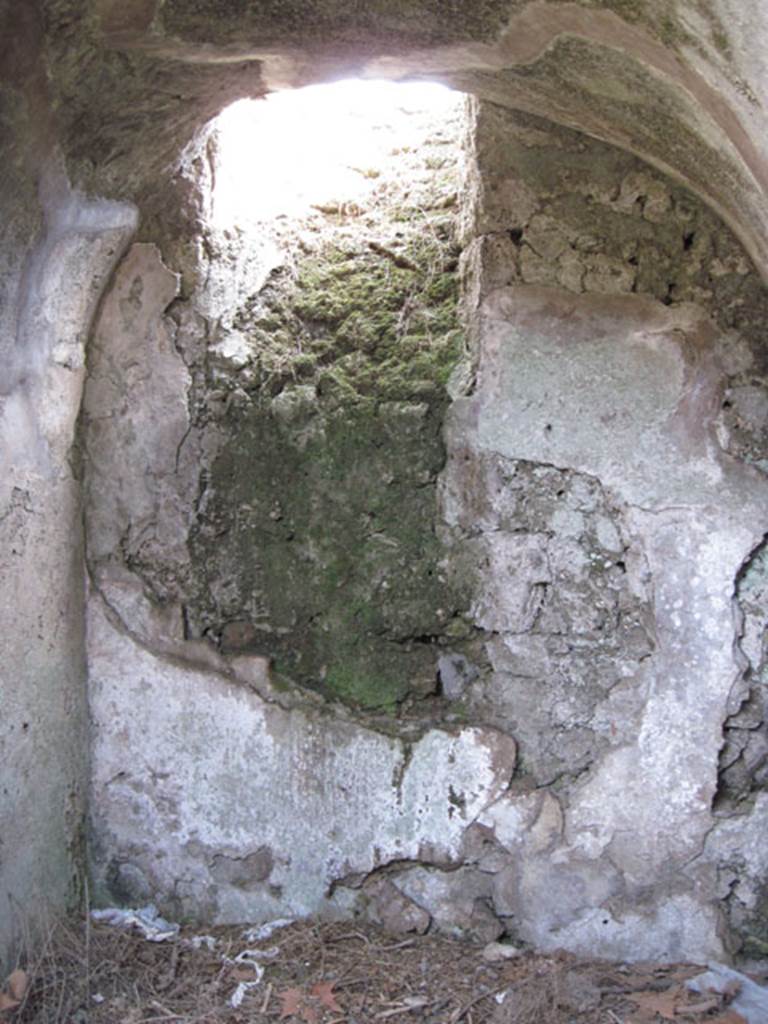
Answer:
[84, 96, 768, 961]
[0, 172, 133, 966]
[3, 0, 768, 972]
[88, 594, 516, 927]
[0, 8, 137, 968]
[437, 102, 768, 958]
[83, 102, 500, 923]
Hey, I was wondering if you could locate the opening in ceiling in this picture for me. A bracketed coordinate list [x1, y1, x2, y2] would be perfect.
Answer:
[210, 79, 464, 227]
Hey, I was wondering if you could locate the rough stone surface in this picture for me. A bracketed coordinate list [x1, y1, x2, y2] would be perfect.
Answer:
[4, 0, 768, 970]
[389, 865, 505, 943]
[83, 102, 468, 715]
[361, 877, 431, 936]
[717, 542, 768, 812]
[82, 86, 768, 960]
[88, 594, 516, 924]
[433, 99, 768, 957]
[441, 455, 654, 784]
[704, 794, 768, 959]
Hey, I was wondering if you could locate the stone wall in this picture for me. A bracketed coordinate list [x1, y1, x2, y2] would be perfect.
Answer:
[0, 11, 137, 967]
[438, 101, 768, 958]
[3, 0, 768, 972]
[84, 96, 503, 925]
[83, 96, 768, 961]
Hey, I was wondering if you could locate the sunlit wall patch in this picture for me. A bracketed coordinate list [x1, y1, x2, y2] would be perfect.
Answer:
[210, 80, 463, 227]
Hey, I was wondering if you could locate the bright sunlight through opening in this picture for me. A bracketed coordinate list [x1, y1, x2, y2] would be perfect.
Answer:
[211, 79, 463, 227]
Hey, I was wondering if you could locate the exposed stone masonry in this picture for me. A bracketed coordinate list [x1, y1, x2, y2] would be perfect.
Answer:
[717, 540, 768, 810]
[428, 99, 768, 955]
[4, 0, 768, 979]
[440, 454, 653, 786]
[83, 97, 470, 715]
[80, 91, 768, 960]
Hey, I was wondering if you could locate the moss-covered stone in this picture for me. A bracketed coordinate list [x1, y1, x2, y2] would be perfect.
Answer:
[188, 397, 464, 709]
[232, 233, 463, 404]
[182, 100, 468, 712]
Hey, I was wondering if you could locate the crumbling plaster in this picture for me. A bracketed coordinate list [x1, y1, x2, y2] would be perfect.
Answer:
[0, 21, 137, 963]
[3, 0, 768, 969]
[88, 595, 518, 927]
[84, 96, 768, 960]
[437, 103, 768, 956]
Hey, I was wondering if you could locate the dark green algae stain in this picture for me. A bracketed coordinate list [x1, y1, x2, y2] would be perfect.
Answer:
[188, 236, 468, 711]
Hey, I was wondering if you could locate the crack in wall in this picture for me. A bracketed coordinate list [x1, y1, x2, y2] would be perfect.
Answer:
[80, 85, 768, 958]
[714, 534, 768, 815]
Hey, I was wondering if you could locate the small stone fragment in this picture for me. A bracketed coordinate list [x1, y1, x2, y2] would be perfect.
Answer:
[365, 878, 431, 935]
[482, 941, 522, 962]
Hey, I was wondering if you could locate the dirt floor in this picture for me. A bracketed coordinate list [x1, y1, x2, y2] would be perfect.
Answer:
[1, 914, 760, 1024]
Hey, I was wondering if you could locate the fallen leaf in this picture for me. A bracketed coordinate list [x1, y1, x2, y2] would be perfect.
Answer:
[279, 987, 305, 1019]
[300, 1004, 319, 1024]
[627, 987, 681, 1021]
[6, 971, 26, 1002]
[311, 980, 342, 1013]
[0, 992, 19, 1012]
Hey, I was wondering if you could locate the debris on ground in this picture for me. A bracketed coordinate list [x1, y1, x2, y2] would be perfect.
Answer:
[482, 942, 522, 964]
[0, 969, 27, 1016]
[90, 904, 180, 942]
[4, 912, 767, 1023]
[687, 962, 768, 1024]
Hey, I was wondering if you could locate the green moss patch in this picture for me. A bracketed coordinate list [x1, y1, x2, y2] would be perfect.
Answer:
[189, 399, 465, 710]
[233, 232, 463, 405]
[185, 103, 470, 712]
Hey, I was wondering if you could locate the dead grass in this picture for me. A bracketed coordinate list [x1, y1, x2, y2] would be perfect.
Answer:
[1, 913, 752, 1024]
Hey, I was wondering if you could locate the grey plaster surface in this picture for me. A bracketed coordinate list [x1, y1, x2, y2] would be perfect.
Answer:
[0, 154, 136, 967]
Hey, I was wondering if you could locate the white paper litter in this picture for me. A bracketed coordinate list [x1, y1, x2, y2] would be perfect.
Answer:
[226, 949, 272, 966]
[224, 950, 266, 1007]
[248, 945, 279, 959]
[92, 906, 291, 1008]
[242, 918, 294, 942]
[229, 972, 265, 1008]
[90, 904, 180, 942]
[687, 961, 768, 1024]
